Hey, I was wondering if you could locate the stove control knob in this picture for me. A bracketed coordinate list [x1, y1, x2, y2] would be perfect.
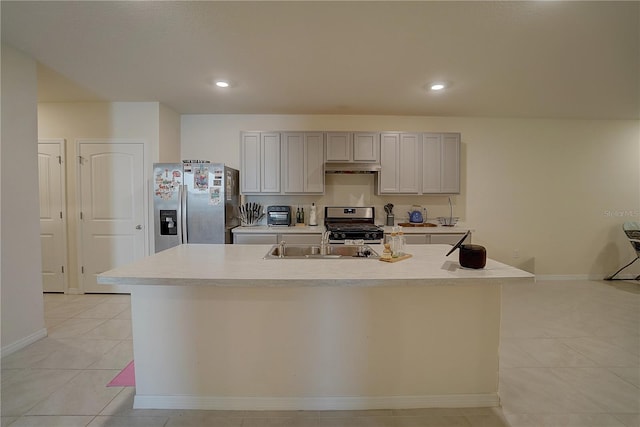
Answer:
[340, 233, 346, 239]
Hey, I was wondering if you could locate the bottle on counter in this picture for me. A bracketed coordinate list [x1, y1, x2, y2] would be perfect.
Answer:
[301, 207, 305, 224]
[309, 203, 318, 226]
[397, 227, 406, 256]
[390, 227, 399, 258]
[296, 207, 301, 224]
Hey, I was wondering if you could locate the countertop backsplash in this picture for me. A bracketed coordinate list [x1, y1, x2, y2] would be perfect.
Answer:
[241, 173, 465, 227]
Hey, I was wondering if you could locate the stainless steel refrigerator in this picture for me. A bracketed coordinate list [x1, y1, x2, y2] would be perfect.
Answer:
[153, 161, 239, 252]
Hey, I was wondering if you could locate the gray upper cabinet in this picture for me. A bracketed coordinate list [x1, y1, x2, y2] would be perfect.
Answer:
[422, 133, 460, 194]
[379, 133, 421, 194]
[326, 132, 380, 163]
[282, 132, 324, 194]
[241, 132, 280, 194]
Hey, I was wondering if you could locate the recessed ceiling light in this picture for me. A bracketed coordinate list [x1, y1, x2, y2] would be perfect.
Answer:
[430, 83, 446, 91]
[215, 80, 230, 88]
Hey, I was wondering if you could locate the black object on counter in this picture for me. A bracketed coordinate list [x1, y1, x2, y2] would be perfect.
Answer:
[446, 231, 486, 269]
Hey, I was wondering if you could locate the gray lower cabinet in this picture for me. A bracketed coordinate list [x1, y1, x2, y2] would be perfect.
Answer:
[385, 233, 466, 245]
[233, 234, 279, 244]
[233, 232, 321, 245]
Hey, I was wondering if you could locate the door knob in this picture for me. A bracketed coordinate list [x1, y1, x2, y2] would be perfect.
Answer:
[136, 224, 143, 230]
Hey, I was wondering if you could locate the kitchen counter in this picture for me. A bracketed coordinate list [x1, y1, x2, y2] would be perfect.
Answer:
[382, 222, 472, 234]
[232, 225, 324, 234]
[233, 223, 471, 235]
[98, 244, 534, 411]
[99, 243, 529, 287]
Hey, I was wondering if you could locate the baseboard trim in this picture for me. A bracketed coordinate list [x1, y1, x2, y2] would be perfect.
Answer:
[133, 393, 499, 410]
[1, 328, 47, 358]
[536, 274, 640, 281]
[536, 274, 591, 281]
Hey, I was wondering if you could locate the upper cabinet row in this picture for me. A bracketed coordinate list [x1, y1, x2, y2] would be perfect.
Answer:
[241, 132, 324, 195]
[379, 132, 460, 194]
[240, 131, 460, 195]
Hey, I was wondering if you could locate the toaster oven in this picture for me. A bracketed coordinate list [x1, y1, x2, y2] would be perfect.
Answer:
[267, 206, 291, 226]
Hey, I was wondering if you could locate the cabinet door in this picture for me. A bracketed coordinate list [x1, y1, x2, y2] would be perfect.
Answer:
[234, 234, 278, 244]
[422, 133, 461, 194]
[430, 233, 465, 245]
[325, 132, 352, 162]
[304, 132, 324, 193]
[241, 132, 261, 193]
[282, 132, 304, 193]
[398, 133, 421, 193]
[404, 234, 428, 244]
[379, 133, 399, 193]
[280, 234, 321, 244]
[353, 132, 380, 162]
[422, 133, 442, 193]
[441, 133, 460, 194]
[261, 133, 281, 193]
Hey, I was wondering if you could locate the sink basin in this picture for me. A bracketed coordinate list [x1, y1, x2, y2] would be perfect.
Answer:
[264, 244, 379, 259]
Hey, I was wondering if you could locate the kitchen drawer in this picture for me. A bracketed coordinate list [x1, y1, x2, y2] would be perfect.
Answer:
[233, 234, 278, 245]
[404, 234, 429, 245]
[278, 233, 321, 245]
[430, 233, 465, 246]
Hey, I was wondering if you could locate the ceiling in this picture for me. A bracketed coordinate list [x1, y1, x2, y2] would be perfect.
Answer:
[2, 1, 639, 119]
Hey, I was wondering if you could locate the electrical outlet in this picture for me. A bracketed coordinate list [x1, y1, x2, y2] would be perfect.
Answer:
[512, 249, 520, 259]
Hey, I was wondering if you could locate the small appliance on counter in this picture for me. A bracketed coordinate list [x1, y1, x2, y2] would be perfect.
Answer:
[267, 205, 291, 226]
[446, 231, 486, 269]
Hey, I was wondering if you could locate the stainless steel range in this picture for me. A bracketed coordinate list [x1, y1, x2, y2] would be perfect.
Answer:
[324, 206, 384, 244]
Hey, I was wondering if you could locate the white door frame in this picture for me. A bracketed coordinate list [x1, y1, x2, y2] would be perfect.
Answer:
[76, 138, 149, 293]
[38, 138, 69, 293]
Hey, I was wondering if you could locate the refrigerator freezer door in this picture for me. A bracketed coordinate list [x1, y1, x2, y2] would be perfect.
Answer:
[153, 164, 183, 252]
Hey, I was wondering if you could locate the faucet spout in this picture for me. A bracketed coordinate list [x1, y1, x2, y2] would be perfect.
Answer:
[320, 231, 331, 255]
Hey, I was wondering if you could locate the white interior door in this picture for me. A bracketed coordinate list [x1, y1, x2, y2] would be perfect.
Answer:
[78, 141, 145, 293]
[38, 140, 67, 292]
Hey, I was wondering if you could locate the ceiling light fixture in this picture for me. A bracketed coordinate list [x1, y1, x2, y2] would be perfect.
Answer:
[215, 80, 230, 88]
[430, 83, 446, 91]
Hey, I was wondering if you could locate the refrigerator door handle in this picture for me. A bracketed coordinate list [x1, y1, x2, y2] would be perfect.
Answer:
[181, 184, 188, 244]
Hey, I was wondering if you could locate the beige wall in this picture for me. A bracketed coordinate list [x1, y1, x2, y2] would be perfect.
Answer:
[181, 114, 640, 278]
[1, 45, 46, 354]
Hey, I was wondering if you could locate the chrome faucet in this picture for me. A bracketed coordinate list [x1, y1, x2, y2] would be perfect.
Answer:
[320, 231, 331, 255]
[278, 240, 286, 258]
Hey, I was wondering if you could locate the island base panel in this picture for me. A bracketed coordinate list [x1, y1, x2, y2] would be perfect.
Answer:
[130, 284, 501, 410]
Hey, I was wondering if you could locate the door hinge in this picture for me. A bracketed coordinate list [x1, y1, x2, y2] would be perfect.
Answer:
[57, 155, 62, 165]
[81, 266, 84, 274]
[80, 212, 83, 220]
[78, 155, 86, 165]
[61, 266, 64, 274]
[60, 211, 63, 219]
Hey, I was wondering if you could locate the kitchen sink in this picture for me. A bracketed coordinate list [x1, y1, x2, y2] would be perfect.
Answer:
[264, 244, 379, 259]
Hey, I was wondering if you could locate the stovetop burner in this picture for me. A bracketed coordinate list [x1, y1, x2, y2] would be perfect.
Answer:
[324, 206, 383, 242]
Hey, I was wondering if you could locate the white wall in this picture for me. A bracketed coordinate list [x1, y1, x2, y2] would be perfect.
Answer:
[1, 44, 46, 355]
[181, 114, 640, 278]
[37, 102, 175, 292]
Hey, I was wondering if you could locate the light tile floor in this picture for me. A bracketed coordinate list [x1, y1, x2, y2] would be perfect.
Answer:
[2, 280, 638, 427]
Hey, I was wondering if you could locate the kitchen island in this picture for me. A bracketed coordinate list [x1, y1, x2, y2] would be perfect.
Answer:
[98, 244, 533, 411]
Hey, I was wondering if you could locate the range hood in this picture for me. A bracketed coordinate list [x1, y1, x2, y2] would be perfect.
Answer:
[325, 163, 381, 174]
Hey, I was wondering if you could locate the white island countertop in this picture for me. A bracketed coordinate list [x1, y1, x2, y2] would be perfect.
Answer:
[98, 243, 533, 288]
